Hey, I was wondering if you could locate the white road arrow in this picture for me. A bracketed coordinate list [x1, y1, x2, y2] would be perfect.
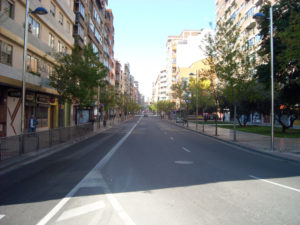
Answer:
[56, 201, 105, 222]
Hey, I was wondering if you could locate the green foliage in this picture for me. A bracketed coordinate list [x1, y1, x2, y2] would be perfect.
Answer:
[171, 81, 188, 110]
[255, 0, 300, 131]
[50, 43, 107, 107]
[101, 85, 117, 110]
[156, 100, 175, 113]
[150, 103, 157, 112]
[205, 6, 261, 125]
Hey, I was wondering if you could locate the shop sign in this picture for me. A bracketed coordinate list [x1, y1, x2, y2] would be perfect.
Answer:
[37, 94, 49, 104]
[8, 90, 21, 98]
[26, 93, 35, 101]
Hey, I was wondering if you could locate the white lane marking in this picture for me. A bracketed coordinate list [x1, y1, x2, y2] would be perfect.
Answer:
[170, 137, 174, 141]
[249, 175, 300, 193]
[36, 117, 142, 225]
[57, 201, 105, 222]
[0, 215, 5, 220]
[175, 161, 193, 165]
[182, 147, 191, 153]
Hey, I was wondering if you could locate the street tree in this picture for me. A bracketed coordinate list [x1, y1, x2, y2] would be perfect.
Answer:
[255, 0, 300, 132]
[205, 5, 258, 128]
[171, 81, 188, 116]
[50, 43, 107, 107]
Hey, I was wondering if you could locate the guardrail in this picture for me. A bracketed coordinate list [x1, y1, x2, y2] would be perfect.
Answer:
[0, 123, 93, 162]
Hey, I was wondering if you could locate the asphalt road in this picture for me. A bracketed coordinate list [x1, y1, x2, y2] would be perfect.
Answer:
[1, 116, 300, 225]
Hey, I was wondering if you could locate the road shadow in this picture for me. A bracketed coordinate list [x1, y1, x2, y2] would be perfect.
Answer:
[0, 117, 300, 207]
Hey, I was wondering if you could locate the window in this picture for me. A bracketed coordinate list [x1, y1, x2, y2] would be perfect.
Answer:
[92, 42, 98, 54]
[78, 24, 84, 39]
[26, 55, 38, 74]
[36, 106, 48, 128]
[79, 1, 85, 18]
[248, 37, 255, 47]
[255, 34, 262, 43]
[66, 21, 71, 33]
[48, 33, 54, 48]
[50, 2, 55, 17]
[89, 19, 95, 32]
[246, 7, 254, 19]
[231, 12, 236, 21]
[95, 29, 102, 44]
[1, 0, 14, 19]
[28, 16, 40, 38]
[59, 12, 63, 25]
[93, 8, 100, 25]
[46, 64, 53, 78]
[0, 40, 13, 65]
[57, 41, 63, 52]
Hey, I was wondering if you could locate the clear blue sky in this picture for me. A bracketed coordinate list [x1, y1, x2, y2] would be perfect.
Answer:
[107, 0, 216, 99]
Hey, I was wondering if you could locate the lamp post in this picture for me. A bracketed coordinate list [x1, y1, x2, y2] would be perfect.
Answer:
[21, 1, 47, 134]
[253, 6, 274, 151]
[189, 71, 198, 130]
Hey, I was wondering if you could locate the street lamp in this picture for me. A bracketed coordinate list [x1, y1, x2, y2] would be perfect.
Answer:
[189, 71, 198, 130]
[21, 1, 48, 133]
[253, 6, 274, 151]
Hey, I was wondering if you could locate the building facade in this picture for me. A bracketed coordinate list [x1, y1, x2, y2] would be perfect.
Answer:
[215, 0, 276, 55]
[0, 0, 75, 137]
[165, 30, 212, 102]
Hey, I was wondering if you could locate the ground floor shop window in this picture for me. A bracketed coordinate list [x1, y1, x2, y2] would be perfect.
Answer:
[36, 106, 48, 128]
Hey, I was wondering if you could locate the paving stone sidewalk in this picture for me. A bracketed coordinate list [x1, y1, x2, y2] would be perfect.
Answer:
[172, 120, 300, 163]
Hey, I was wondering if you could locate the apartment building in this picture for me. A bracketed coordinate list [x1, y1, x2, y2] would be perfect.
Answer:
[215, 0, 276, 54]
[72, 0, 116, 123]
[152, 70, 168, 103]
[105, 9, 115, 86]
[0, 0, 75, 137]
[165, 30, 212, 102]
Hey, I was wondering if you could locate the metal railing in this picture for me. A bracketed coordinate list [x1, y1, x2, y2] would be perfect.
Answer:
[0, 123, 93, 162]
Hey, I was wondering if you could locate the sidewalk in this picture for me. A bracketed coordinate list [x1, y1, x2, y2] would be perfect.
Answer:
[171, 120, 300, 163]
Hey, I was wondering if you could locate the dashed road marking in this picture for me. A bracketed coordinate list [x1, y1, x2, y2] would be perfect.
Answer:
[249, 175, 300, 193]
[182, 147, 191, 153]
[170, 137, 174, 141]
[57, 201, 105, 222]
[0, 215, 5, 220]
[175, 161, 193, 165]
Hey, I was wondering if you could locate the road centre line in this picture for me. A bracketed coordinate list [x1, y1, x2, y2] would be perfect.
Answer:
[249, 175, 300, 193]
[36, 117, 142, 225]
[0, 215, 5, 220]
[182, 147, 191, 153]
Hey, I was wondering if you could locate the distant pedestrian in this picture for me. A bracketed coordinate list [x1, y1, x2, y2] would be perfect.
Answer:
[28, 113, 38, 133]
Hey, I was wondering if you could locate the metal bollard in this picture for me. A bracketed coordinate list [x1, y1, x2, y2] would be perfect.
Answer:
[49, 129, 52, 147]
[36, 134, 40, 151]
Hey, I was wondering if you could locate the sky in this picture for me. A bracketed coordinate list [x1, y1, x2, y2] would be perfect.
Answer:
[107, 0, 216, 100]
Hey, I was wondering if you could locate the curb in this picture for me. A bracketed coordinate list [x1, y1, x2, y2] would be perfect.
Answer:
[169, 120, 300, 165]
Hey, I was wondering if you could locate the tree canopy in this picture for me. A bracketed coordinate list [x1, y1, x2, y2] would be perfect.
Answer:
[255, 0, 300, 131]
[50, 43, 107, 108]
